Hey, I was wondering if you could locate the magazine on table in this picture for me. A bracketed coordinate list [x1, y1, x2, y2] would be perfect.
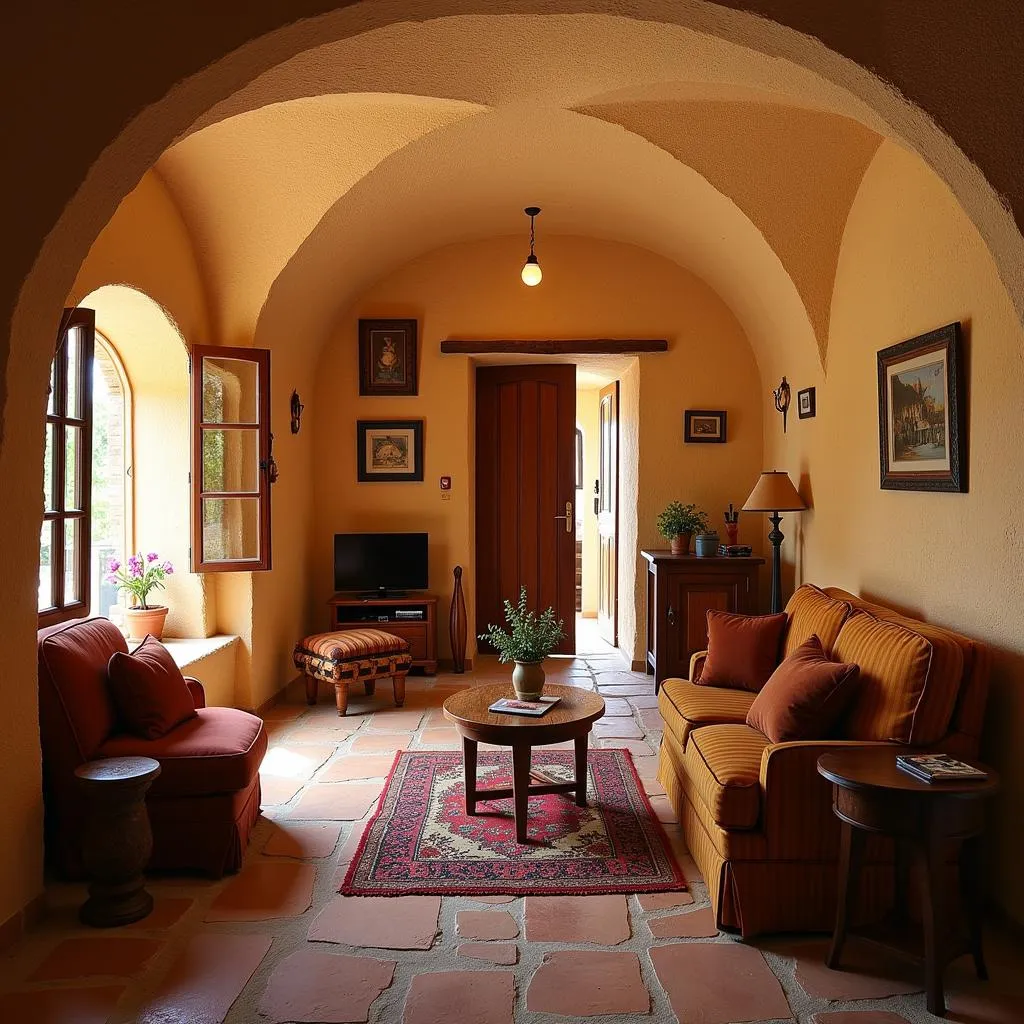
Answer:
[896, 753, 988, 782]
[489, 695, 562, 717]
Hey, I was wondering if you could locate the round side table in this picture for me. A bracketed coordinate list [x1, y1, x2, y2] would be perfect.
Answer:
[74, 756, 162, 927]
[817, 747, 999, 1017]
[443, 683, 605, 843]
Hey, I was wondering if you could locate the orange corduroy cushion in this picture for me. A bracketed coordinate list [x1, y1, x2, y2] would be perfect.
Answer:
[835, 612, 934, 743]
[699, 610, 788, 693]
[782, 584, 853, 658]
[746, 635, 860, 743]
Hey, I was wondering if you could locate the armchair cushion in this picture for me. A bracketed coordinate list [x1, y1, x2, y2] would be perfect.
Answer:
[108, 635, 198, 739]
[684, 724, 767, 829]
[699, 610, 787, 692]
[97, 706, 266, 798]
[782, 584, 852, 658]
[659, 678, 755, 750]
[747, 635, 860, 743]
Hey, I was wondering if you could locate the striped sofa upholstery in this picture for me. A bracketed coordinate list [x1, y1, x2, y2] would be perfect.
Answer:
[657, 583, 990, 937]
[293, 628, 412, 717]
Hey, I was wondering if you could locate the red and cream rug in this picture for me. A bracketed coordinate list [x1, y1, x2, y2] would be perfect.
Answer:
[340, 749, 686, 896]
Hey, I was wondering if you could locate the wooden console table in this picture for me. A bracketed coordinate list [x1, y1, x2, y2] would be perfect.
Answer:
[328, 593, 438, 673]
[642, 550, 763, 688]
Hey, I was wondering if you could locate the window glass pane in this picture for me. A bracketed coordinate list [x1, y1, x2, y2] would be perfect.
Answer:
[202, 428, 259, 493]
[48, 356, 57, 415]
[65, 425, 80, 510]
[202, 497, 260, 562]
[91, 345, 126, 617]
[64, 519, 80, 604]
[39, 521, 53, 611]
[202, 357, 258, 424]
[66, 326, 81, 418]
[43, 423, 55, 512]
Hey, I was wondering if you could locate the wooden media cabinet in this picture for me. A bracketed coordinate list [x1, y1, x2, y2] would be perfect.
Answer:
[328, 593, 438, 674]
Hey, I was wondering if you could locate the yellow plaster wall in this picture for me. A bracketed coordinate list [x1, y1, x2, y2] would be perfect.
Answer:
[768, 140, 1024, 922]
[312, 235, 763, 666]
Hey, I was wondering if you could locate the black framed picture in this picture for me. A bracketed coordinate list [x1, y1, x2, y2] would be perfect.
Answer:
[358, 318, 418, 396]
[357, 419, 424, 482]
[797, 387, 816, 419]
[684, 409, 726, 443]
[877, 322, 966, 492]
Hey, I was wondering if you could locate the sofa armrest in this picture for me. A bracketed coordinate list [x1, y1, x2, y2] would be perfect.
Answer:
[689, 651, 708, 682]
[184, 676, 207, 709]
[760, 739, 896, 859]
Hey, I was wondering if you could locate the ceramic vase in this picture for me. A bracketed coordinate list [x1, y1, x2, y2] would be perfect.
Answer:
[125, 606, 168, 641]
[669, 532, 693, 555]
[512, 660, 546, 700]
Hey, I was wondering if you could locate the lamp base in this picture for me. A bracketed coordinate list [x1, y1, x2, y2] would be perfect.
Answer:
[768, 512, 785, 614]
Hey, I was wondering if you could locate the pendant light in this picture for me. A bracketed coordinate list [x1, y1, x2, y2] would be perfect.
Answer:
[521, 206, 543, 286]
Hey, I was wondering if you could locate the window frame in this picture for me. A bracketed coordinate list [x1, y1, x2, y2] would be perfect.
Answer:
[39, 307, 95, 627]
[190, 344, 273, 573]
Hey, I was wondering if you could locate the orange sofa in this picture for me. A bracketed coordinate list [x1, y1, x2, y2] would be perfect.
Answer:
[657, 584, 990, 937]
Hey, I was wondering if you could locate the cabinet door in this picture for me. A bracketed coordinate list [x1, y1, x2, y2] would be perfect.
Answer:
[664, 572, 747, 676]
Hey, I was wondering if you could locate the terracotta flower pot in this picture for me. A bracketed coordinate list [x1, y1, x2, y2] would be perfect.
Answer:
[512, 660, 546, 700]
[669, 532, 693, 555]
[125, 606, 168, 641]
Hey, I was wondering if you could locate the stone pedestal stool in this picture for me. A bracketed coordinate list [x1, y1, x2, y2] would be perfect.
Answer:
[74, 756, 161, 927]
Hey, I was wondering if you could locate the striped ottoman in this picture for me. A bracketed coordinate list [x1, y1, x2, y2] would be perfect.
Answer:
[293, 629, 412, 717]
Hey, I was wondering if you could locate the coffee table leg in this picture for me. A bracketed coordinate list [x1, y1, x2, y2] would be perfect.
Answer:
[463, 736, 478, 815]
[512, 744, 531, 843]
[574, 734, 589, 807]
[827, 820, 864, 969]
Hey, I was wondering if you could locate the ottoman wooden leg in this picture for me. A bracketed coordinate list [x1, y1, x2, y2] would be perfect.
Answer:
[305, 674, 318, 706]
[364, 679, 376, 697]
[393, 672, 407, 707]
[334, 682, 350, 717]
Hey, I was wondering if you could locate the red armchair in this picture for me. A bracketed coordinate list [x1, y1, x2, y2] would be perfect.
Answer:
[38, 617, 267, 877]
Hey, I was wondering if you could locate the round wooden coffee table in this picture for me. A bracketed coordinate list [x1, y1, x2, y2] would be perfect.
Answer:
[817, 747, 999, 1017]
[443, 683, 605, 843]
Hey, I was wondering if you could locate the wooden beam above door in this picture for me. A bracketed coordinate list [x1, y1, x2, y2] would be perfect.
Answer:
[440, 339, 668, 355]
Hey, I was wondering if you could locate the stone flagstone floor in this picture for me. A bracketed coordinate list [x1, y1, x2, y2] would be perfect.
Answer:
[1, 636, 1021, 1023]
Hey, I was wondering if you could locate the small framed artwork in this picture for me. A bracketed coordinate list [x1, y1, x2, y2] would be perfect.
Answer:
[877, 322, 966, 492]
[684, 409, 727, 443]
[797, 387, 816, 419]
[359, 318, 418, 396]
[357, 419, 424, 482]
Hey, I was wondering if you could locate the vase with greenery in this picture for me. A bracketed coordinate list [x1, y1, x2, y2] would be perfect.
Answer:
[106, 552, 175, 640]
[478, 586, 566, 700]
[656, 501, 710, 555]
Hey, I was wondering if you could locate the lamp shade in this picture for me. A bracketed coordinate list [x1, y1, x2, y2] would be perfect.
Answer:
[742, 471, 807, 512]
[521, 254, 542, 286]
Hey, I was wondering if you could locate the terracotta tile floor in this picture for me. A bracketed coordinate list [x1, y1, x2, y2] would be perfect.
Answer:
[2, 644, 1022, 1023]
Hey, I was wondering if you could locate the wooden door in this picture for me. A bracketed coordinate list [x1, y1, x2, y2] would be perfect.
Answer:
[597, 381, 619, 645]
[476, 364, 576, 654]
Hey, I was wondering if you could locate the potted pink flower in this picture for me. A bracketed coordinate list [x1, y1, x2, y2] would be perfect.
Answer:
[106, 552, 175, 640]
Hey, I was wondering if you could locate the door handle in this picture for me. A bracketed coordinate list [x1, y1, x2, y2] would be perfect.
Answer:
[553, 501, 573, 533]
[667, 605, 676, 627]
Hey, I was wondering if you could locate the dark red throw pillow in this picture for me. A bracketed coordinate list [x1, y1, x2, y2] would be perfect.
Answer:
[108, 635, 197, 740]
[746, 634, 860, 743]
[698, 609, 788, 692]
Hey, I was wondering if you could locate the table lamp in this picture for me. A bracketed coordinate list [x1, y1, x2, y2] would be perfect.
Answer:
[742, 470, 807, 613]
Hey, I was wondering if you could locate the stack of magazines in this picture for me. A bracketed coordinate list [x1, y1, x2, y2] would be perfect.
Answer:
[717, 544, 753, 557]
[896, 753, 988, 783]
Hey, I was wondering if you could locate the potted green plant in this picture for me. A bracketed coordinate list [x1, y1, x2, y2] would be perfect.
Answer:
[656, 501, 710, 555]
[106, 552, 175, 640]
[478, 586, 566, 700]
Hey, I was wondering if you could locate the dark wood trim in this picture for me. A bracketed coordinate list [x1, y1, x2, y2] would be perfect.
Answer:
[441, 339, 668, 355]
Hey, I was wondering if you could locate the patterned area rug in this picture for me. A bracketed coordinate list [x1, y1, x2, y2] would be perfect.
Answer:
[340, 749, 686, 896]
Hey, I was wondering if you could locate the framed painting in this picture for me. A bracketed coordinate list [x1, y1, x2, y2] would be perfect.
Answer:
[359, 318, 418, 396]
[797, 386, 816, 419]
[357, 419, 424, 482]
[684, 409, 727, 443]
[877, 322, 966, 492]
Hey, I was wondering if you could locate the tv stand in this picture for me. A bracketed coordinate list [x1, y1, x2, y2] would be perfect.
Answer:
[328, 593, 438, 674]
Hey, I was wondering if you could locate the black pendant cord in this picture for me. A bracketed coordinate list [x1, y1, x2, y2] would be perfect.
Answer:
[768, 511, 785, 614]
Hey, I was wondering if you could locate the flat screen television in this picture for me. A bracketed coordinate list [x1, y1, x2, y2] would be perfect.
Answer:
[334, 532, 428, 594]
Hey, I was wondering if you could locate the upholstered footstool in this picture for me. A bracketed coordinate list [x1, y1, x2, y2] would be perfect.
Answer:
[293, 629, 412, 717]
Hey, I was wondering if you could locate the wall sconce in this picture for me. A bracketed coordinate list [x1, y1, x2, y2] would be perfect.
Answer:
[290, 390, 304, 434]
[772, 376, 792, 433]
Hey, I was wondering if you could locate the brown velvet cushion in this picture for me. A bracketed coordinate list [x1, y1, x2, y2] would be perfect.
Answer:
[746, 635, 860, 743]
[698, 610, 788, 693]
[107, 635, 198, 740]
[97, 707, 266, 798]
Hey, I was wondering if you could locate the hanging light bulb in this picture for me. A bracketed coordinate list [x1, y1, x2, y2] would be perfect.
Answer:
[521, 206, 543, 286]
